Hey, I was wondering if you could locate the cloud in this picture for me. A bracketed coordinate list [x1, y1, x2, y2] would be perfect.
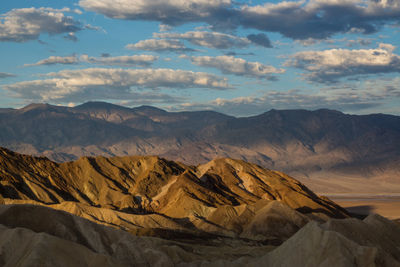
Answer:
[24, 54, 158, 67]
[346, 37, 373, 47]
[159, 24, 172, 32]
[3, 68, 231, 102]
[24, 55, 79, 67]
[295, 36, 375, 47]
[0, 72, 16, 79]
[169, 92, 376, 116]
[79, 0, 232, 25]
[0, 7, 82, 42]
[154, 31, 251, 49]
[183, 55, 285, 79]
[285, 43, 400, 83]
[73, 9, 83, 15]
[225, 51, 255, 56]
[117, 93, 185, 106]
[170, 78, 400, 116]
[64, 32, 78, 42]
[80, 0, 400, 40]
[246, 33, 272, 48]
[239, 0, 400, 40]
[126, 39, 195, 53]
[80, 54, 158, 66]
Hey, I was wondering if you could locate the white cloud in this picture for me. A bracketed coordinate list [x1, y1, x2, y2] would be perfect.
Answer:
[183, 55, 285, 79]
[159, 24, 172, 32]
[64, 32, 78, 42]
[241, 0, 305, 15]
[0, 7, 82, 42]
[24, 54, 158, 67]
[73, 9, 83, 15]
[80, 54, 158, 66]
[79, 0, 231, 24]
[239, 0, 400, 39]
[3, 68, 231, 102]
[24, 55, 79, 67]
[126, 39, 195, 53]
[154, 31, 251, 49]
[170, 78, 400, 116]
[79, 0, 400, 40]
[285, 43, 400, 82]
[346, 37, 373, 47]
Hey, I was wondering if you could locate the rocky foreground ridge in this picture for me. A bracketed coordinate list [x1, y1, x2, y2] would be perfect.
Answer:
[0, 147, 399, 266]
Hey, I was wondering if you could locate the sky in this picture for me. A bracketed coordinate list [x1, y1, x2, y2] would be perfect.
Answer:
[0, 0, 400, 116]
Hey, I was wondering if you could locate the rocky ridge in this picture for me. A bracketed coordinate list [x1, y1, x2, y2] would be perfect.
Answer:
[1, 148, 399, 266]
[0, 147, 346, 240]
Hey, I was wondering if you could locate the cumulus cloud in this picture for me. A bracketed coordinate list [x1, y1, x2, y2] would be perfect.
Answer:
[0, 7, 82, 42]
[79, 0, 400, 40]
[64, 32, 78, 42]
[126, 39, 195, 53]
[3, 68, 231, 102]
[0, 72, 16, 79]
[211, 91, 380, 115]
[224, 51, 255, 56]
[346, 37, 374, 47]
[239, 0, 400, 40]
[24, 54, 158, 67]
[154, 31, 251, 49]
[24, 55, 79, 67]
[159, 24, 172, 32]
[183, 55, 285, 79]
[80, 54, 158, 66]
[79, 0, 232, 25]
[116, 93, 186, 106]
[246, 33, 272, 48]
[171, 78, 400, 116]
[286, 43, 400, 83]
[168, 92, 369, 116]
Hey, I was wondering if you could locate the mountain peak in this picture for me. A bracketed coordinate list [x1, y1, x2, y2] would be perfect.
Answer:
[19, 103, 65, 114]
[21, 103, 52, 110]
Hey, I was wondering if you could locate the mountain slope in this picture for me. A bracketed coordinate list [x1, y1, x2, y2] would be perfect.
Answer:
[252, 214, 400, 267]
[0, 102, 399, 189]
[0, 147, 348, 241]
[1, 148, 399, 266]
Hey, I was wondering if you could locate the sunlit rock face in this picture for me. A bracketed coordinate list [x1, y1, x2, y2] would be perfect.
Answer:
[1, 147, 399, 266]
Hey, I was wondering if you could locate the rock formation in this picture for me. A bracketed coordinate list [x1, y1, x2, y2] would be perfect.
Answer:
[1, 147, 399, 266]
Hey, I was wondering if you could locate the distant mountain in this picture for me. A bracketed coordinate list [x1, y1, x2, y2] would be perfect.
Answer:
[0, 102, 399, 191]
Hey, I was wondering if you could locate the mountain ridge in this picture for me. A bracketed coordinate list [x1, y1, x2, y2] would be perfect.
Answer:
[0, 147, 348, 227]
[0, 147, 399, 266]
[1, 102, 399, 193]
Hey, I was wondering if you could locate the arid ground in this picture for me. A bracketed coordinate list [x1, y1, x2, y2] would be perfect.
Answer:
[329, 196, 400, 220]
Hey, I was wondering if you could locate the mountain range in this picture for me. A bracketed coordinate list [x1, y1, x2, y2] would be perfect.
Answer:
[0, 148, 399, 266]
[1, 102, 399, 193]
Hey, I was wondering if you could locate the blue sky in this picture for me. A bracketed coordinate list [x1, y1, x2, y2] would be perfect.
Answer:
[0, 0, 400, 116]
